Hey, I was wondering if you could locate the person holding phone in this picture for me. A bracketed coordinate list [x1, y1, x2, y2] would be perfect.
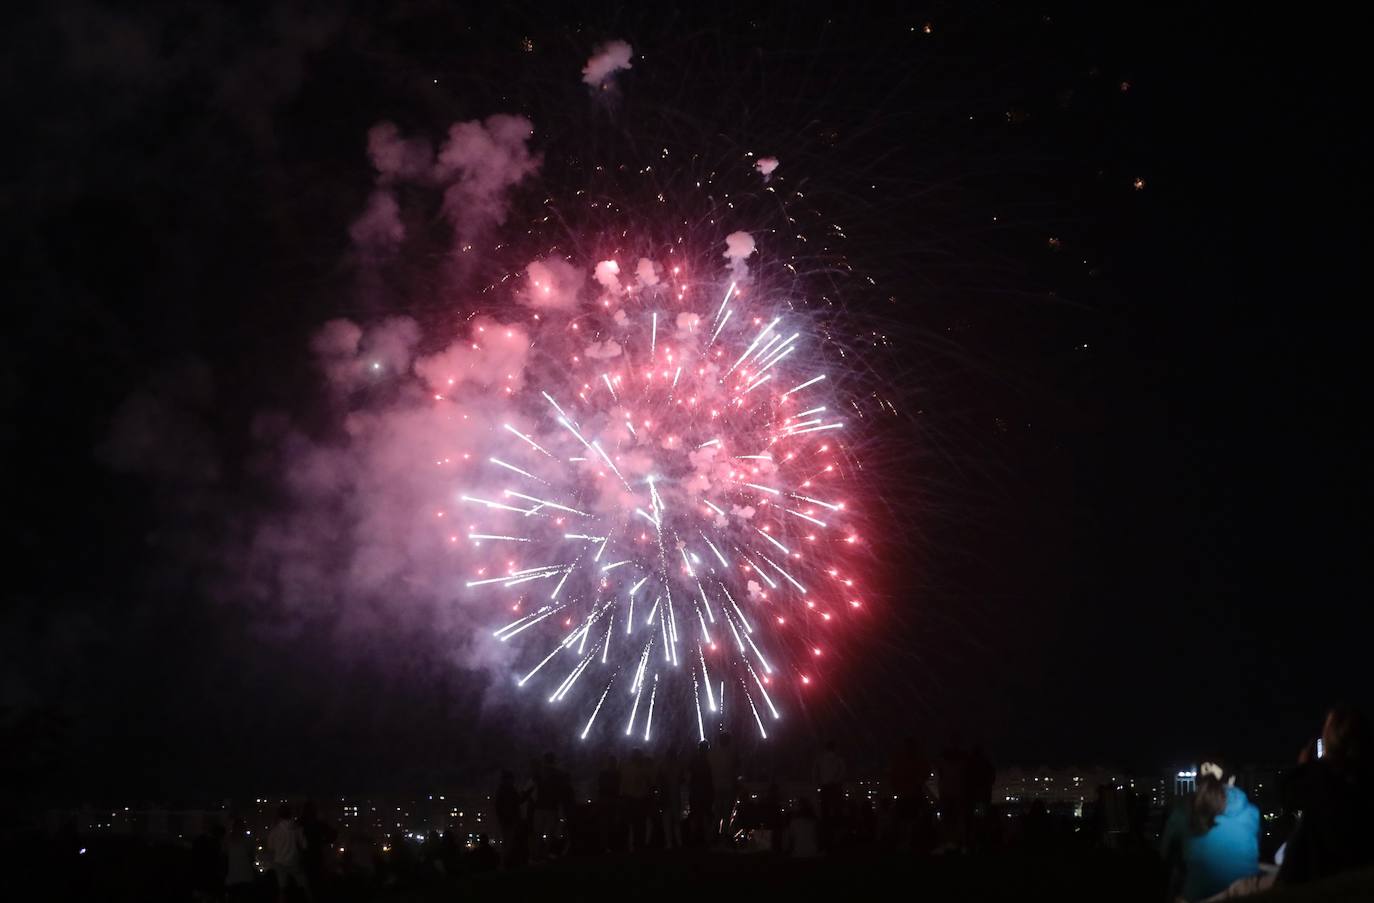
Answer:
[1278, 705, 1373, 884]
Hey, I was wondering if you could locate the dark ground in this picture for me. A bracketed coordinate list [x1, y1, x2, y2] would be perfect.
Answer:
[436, 854, 1374, 903]
[439, 848, 1168, 901]
[21, 832, 1374, 903]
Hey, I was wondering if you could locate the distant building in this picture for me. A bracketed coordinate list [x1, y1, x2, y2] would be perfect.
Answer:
[1236, 765, 1283, 818]
[994, 766, 1129, 815]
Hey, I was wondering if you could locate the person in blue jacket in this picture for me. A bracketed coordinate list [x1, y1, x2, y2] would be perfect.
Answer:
[1159, 761, 1260, 901]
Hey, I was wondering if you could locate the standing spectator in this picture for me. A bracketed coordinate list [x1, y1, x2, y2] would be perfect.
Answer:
[760, 782, 785, 852]
[267, 803, 311, 902]
[620, 748, 654, 850]
[596, 755, 621, 852]
[299, 800, 335, 892]
[812, 741, 847, 850]
[1097, 783, 1133, 849]
[1279, 705, 1374, 885]
[782, 798, 821, 858]
[687, 741, 714, 847]
[1159, 760, 1260, 901]
[531, 752, 565, 861]
[891, 737, 931, 851]
[494, 770, 523, 868]
[224, 817, 257, 901]
[965, 745, 995, 849]
[709, 732, 739, 845]
[191, 821, 226, 902]
[937, 737, 970, 852]
[471, 833, 499, 872]
[657, 747, 684, 849]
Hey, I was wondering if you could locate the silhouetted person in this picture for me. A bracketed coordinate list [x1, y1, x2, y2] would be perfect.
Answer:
[937, 736, 970, 851]
[1160, 760, 1260, 901]
[657, 747, 684, 849]
[421, 828, 443, 878]
[471, 833, 499, 872]
[596, 755, 620, 851]
[783, 797, 820, 858]
[438, 829, 460, 877]
[531, 752, 565, 860]
[688, 740, 714, 846]
[191, 821, 226, 902]
[965, 745, 995, 849]
[708, 732, 738, 844]
[494, 770, 523, 867]
[760, 782, 785, 852]
[812, 740, 847, 850]
[268, 803, 311, 902]
[224, 817, 257, 901]
[891, 736, 931, 851]
[1097, 783, 1131, 849]
[1279, 704, 1374, 884]
[299, 800, 335, 891]
[341, 831, 378, 880]
[621, 748, 654, 850]
[1023, 799, 1050, 850]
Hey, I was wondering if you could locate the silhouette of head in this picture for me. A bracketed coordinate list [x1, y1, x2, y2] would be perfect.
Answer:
[1323, 704, 1369, 761]
[277, 803, 292, 821]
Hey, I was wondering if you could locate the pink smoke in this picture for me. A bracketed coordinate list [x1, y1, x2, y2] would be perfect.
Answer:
[582, 40, 634, 88]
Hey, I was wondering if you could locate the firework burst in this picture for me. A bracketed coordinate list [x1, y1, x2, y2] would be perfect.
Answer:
[455, 240, 866, 743]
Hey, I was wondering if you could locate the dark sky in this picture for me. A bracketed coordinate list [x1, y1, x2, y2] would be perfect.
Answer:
[3, 3, 1367, 801]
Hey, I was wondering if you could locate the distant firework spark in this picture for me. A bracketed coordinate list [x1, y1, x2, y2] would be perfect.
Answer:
[457, 245, 867, 743]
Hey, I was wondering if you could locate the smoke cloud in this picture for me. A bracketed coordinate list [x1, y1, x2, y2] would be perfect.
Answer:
[635, 257, 661, 288]
[349, 115, 539, 255]
[584, 340, 623, 360]
[434, 115, 539, 243]
[594, 259, 623, 294]
[582, 40, 634, 88]
[519, 258, 584, 310]
[723, 230, 756, 281]
[348, 190, 406, 254]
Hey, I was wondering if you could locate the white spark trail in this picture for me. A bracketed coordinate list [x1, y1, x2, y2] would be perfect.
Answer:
[700, 645, 717, 712]
[714, 282, 736, 323]
[580, 680, 613, 739]
[489, 457, 547, 484]
[782, 374, 825, 397]
[505, 491, 589, 516]
[753, 528, 790, 554]
[643, 673, 659, 742]
[709, 308, 733, 345]
[726, 317, 779, 375]
[503, 423, 556, 458]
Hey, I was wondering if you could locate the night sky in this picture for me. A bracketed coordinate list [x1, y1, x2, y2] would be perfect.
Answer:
[4, 3, 1367, 801]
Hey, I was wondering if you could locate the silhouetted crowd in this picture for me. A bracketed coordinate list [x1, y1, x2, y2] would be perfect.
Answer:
[495, 735, 744, 864]
[39, 704, 1374, 901]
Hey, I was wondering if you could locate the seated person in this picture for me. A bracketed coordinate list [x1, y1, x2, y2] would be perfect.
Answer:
[1160, 760, 1260, 901]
